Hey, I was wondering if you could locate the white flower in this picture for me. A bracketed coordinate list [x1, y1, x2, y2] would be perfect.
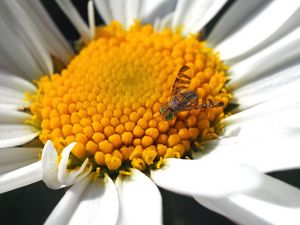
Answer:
[0, 0, 300, 225]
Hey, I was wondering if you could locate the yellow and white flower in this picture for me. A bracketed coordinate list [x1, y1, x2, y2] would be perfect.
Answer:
[0, 0, 300, 224]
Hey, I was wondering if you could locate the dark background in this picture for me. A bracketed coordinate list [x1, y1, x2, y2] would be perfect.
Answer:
[0, 1, 299, 225]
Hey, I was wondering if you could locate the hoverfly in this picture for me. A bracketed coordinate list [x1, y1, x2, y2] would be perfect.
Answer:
[160, 65, 224, 121]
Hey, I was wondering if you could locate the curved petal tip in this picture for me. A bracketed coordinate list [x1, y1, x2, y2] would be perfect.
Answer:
[42, 141, 92, 189]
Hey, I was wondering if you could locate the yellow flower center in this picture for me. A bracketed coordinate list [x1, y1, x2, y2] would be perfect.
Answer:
[29, 22, 230, 174]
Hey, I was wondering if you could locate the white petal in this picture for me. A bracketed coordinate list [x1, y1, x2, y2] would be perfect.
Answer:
[212, 89, 300, 172]
[233, 62, 300, 110]
[155, 12, 174, 32]
[68, 175, 119, 225]
[0, 17, 43, 78]
[188, 0, 228, 34]
[0, 97, 28, 111]
[0, 86, 24, 99]
[57, 142, 92, 186]
[0, 147, 40, 173]
[0, 71, 35, 109]
[95, 0, 176, 29]
[44, 174, 92, 225]
[45, 174, 119, 225]
[226, 88, 300, 123]
[202, 97, 300, 172]
[116, 169, 163, 225]
[0, 125, 39, 148]
[94, 0, 113, 25]
[42, 141, 92, 189]
[1, 1, 53, 75]
[18, 0, 74, 64]
[216, 1, 300, 60]
[88, 0, 95, 38]
[0, 71, 36, 92]
[172, 0, 210, 31]
[125, 0, 139, 28]
[228, 26, 300, 89]
[41, 141, 63, 189]
[151, 158, 262, 197]
[208, 131, 300, 173]
[0, 110, 31, 124]
[55, 0, 92, 43]
[194, 175, 300, 225]
[208, 0, 265, 46]
[139, 0, 177, 25]
[0, 161, 42, 194]
[172, 0, 227, 35]
[108, 0, 127, 28]
[0, 55, 22, 77]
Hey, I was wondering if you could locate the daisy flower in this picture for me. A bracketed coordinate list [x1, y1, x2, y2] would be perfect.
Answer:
[0, 0, 300, 225]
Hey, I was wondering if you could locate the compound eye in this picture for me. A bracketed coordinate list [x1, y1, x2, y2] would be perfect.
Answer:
[160, 106, 167, 115]
[165, 112, 174, 121]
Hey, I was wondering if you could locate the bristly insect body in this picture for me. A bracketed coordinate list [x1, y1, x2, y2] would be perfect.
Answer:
[160, 65, 224, 121]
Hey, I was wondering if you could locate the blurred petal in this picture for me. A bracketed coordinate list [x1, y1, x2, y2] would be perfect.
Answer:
[188, 0, 228, 34]
[55, 0, 92, 43]
[95, 0, 177, 29]
[228, 26, 300, 89]
[208, 0, 265, 46]
[0, 71, 36, 92]
[116, 169, 162, 225]
[0, 0, 53, 76]
[226, 88, 300, 123]
[0, 18, 44, 78]
[0, 161, 42, 194]
[216, 1, 300, 60]
[139, 0, 177, 25]
[0, 147, 40, 174]
[45, 174, 119, 225]
[0, 125, 39, 148]
[94, 0, 113, 25]
[195, 175, 300, 225]
[0, 110, 31, 124]
[151, 158, 262, 197]
[172, 0, 227, 35]
[204, 135, 300, 174]
[202, 90, 300, 172]
[18, 0, 74, 64]
[124, 0, 139, 28]
[232, 62, 300, 110]
[88, 0, 95, 38]
[154, 12, 173, 32]
[0, 99, 27, 111]
[107, 0, 127, 27]
[0, 71, 36, 109]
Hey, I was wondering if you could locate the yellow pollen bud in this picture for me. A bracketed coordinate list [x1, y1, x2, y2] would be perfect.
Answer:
[108, 134, 122, 148]
[168, 134, 181, 147]
[142, 146, 157, 165]
[99, 140, 113, 154]
[131, 158, 146, 171]
[105, 154, 122, 171]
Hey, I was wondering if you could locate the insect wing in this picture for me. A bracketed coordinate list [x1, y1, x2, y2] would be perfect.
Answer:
[171, 65, 192, 96]
[184, 99, 224, 111]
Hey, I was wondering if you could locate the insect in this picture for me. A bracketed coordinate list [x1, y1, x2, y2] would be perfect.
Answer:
[160, 65, 224, 121]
